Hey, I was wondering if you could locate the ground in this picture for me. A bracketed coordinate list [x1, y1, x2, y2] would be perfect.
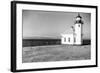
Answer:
[22, 45, 91, 63]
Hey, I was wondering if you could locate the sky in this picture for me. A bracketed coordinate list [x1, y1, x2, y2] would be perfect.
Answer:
[23, 10, 91, 39]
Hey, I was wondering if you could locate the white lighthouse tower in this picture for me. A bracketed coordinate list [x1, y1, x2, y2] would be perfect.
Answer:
[61, 13, 83, 45]
[74, 13, 83, 45]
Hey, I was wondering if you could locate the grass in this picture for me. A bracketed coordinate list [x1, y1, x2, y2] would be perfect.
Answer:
[22, 45, 91, 63]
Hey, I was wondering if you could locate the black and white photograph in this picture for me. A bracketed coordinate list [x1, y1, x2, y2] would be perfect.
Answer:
[11, 1, 97, 72]
[22, 10, 91, 63]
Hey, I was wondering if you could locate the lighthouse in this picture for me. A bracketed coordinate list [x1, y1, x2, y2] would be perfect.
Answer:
[61, 13, 84, 45]
[74, 13, 83, 45]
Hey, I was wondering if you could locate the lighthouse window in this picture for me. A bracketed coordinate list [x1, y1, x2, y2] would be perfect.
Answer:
[68, 38, 70, 42]
[78, 25, 80, 27]
[74, 38, 76, 43]
[64, 38, 66, 42]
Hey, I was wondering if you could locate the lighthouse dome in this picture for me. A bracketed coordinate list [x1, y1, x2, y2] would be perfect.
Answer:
[76, 13, 82, 18]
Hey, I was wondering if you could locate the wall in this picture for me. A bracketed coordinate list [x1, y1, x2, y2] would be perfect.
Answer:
[0, 0, 100, 73]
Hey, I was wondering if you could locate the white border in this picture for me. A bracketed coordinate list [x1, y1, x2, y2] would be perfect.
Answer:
[16, 4, 96, 70]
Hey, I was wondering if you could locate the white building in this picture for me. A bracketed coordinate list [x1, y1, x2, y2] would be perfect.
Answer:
[61, 14, 83, 45]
